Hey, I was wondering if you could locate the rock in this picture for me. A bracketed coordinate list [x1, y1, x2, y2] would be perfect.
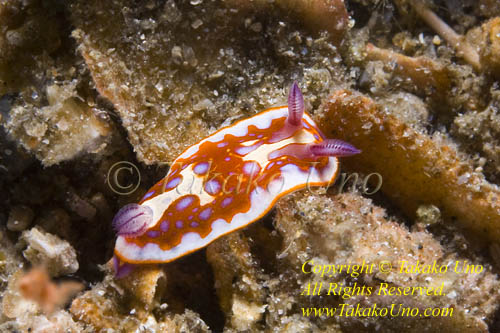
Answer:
[70, 263, 210, 332]
[16, 310, 84, 333]
[275, 191, 498, 331]
[5, 83, 113, 166]
[320, 90, 500, 243]
[7, 205, 34, 232]
[20, 227, 78, 276]
[230, 295, 266, 331]
[71, 0, 349, 165]
[206, 232, 266, 331]
[1, 270, 38, 319]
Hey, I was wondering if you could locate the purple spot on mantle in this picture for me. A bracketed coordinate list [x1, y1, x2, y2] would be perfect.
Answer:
[164, 176, 182, 190]
[176, 220, 183, 228]
[199, 207, 212, 221]
[235, 142, 262, 155]
[205, 179, 221, 195]
[142, 191, 155, 200]
[177, 196, 194, 210]
[147, 230, 160, 238]
[224, 157, 231, 162]
[190, 221, 199, 228]
[221, 197, 233, 208]
[217, 142, 228, 148]
[193, 162, 209, 175]
[243, 161, 260, 175]
[160, 221, 169, 232]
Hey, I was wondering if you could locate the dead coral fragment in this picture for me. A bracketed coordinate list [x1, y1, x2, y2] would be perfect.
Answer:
[468, 17, 500, 78]
[225, 0, 350, 44]
[71, 262, 166, 331]
[320, 90, 500, 242]
[20, 227, 79, 276]
[70, 285, 131, 331]
[452, 88, 500, 183]
[364, 43, 451, 98]
[0, 228, 23, 290]
[206, 232, 266, 331]
[5, 82, 112, 166]
[108, 260, 166, 308]
[70, 264, 208, 332]
[7, 205, 34, 232]
[478, 0, 500, 18]
[275, 191, 499, 330]
[1, 268, 83, 332]
[72, 0, 347, 165]
[377, 92, 429, 131]
[410, 1, 481, 71]
[0, 0, 62, 95]
[18, 267, 84, 314]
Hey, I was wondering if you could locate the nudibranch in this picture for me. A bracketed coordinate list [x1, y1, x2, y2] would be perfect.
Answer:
[112, 83, 360, 277]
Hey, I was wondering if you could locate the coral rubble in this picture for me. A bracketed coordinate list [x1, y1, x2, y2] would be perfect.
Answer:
[70, 0, 349, 164]
[320, 90, 500, 242]
[274, 191, 498, 331]
[20, 227, 79, 276]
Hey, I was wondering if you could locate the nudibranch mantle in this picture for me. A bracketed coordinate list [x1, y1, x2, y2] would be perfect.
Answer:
[113, 83, 360, 269]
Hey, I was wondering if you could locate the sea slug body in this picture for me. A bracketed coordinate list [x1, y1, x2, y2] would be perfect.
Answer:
[112, 82, 360, 277]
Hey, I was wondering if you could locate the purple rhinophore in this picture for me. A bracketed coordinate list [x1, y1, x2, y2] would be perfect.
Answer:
[309, 139, 361, 157]
[112, 203, 152, 237]
[287, 81, 304, 126]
